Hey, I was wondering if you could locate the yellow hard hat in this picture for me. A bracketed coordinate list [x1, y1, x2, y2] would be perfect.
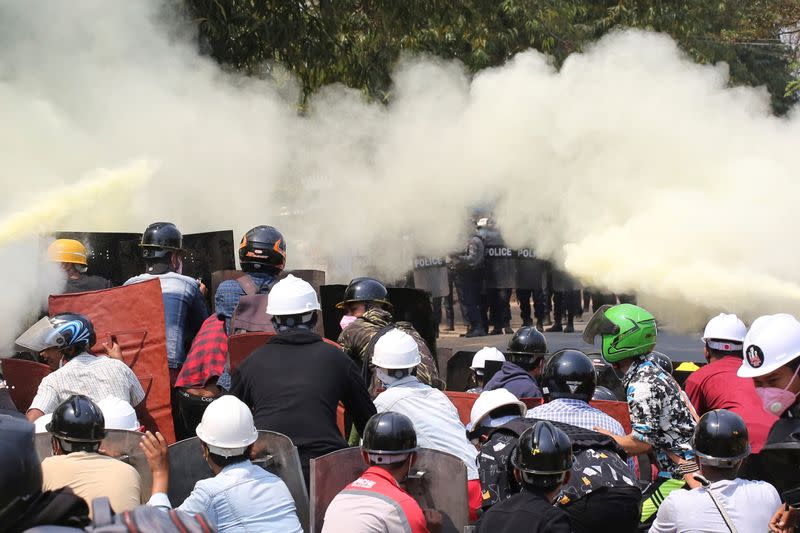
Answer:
[676, 361, 700, 373]
[47, 239, 88, 266]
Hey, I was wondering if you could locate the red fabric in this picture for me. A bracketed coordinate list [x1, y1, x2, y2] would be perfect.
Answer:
[589, 400, 633, 434]
[684, 356, 777, 453]
[175, 315, 228, 388]
[467, 479, 481, 522]
[443, 391, 479, 426]
[346, 466, 430, 533]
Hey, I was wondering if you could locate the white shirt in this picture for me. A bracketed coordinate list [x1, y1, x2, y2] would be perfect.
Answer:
[650, 478, 780, 533]
[374, 376, 479, 480]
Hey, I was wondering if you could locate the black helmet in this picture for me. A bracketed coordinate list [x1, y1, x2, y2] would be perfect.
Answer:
[238, 225, 286, 273]
[47, 395, 106, 443]
[542, 349, 596, 402]
[337, 277, 393, 311]
[648, 351, 673, 375]
[592, 386, 619, 401]
[506, 326, 548, 370]
[0, 415, 43, 510]
[140, 222, 183, 259]
[692, 409, 750, 467]
[512, 421, 573, 488]
[362, 412, 417, 464]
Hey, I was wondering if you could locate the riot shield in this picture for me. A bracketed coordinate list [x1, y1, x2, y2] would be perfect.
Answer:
[443, 391, 479, 426]
[310, 447, 467, 533]
[54, 231, 143, 286]
[589, 400, 632, 434]
[228, 332, 274, 372]
[49, 280, 175, 442]
[1, 358, 51, 412]
[182, 230, 236, 308]
[515, 249, 547, 291]
[168, 430, 309, 531]
[445, 350, 477, 392]
[483, 229, 516, 290]
[36, 429, 153, 501]
[387, 287, 437, 357]
[412, 257, 449, 298]
[551, 269, 580, 292]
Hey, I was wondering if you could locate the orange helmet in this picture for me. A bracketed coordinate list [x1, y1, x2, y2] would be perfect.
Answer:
[47, 239, 88, 266]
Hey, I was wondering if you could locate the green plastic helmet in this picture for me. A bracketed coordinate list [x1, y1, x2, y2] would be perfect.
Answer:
[583, 304, 657, 363]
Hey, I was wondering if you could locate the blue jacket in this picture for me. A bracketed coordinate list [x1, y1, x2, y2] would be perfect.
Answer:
[485, 361, 542, 399]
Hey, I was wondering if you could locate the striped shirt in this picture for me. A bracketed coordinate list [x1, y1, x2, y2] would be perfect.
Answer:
[29, 353, 145, 414]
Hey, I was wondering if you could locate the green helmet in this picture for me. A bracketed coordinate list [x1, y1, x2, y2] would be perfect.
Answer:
[583, 304, 657, 363]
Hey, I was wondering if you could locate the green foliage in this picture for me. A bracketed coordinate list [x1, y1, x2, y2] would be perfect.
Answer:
[183, 0, 799, 112]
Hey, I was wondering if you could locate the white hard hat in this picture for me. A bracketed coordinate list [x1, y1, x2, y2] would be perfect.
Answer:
[468, 389, 526, 431]
[738, 314, 800, 378]
[470, 347, 506, 374]
[97, 397, 140, 431]
[372, 329, 421, 369]
[266, 274, 321, 316]
[195, 395, 258, 457]
[702, 313, 747, 350]
[34, 413, 53, 434]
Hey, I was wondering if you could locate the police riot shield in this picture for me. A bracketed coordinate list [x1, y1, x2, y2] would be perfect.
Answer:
[310, 447, 468, 533]
[515, 249, 547, 291]
[445, 350, 477, 392]
[36, 429, 153, 501]
[54, 231, 143, 286]
[1, 358, 51, 412]
[483, 244, 517, 289]
[412, 257, 449, 298]
[49, 280, 176, 442]
[168, 430, 309, 531]
[551, 268, 580, 292]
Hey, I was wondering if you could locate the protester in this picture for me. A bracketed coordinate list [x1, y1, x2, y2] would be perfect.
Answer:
[467, 388, 527, 440]
[484, 326, 545, 398]
[337, 276, 442, 393]
[42, 395, 141, 516]
[651, 409, 781, 532]
[476, 421, 573, 533]
[322, 412, 442, 533]
[141, 395, 303, 532]
[467, 346, 506, 393]
[685, 313, 776, 453]
[48, 238, 112, 293]
[16, 313, 145, 423]
[231, 275, 375, 483]
[125, 222, 209, 382]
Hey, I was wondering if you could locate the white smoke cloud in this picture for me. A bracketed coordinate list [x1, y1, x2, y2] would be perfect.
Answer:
[1, 0, 798, 336]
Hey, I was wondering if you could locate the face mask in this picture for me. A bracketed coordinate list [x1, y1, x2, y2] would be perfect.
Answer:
[376, 368, 399, 387]
[339, 315, 357, 330]
[757, 366, 800, 416]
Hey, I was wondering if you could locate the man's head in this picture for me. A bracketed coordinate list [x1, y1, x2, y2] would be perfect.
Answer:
[702, 313, 747, 363]
[266, 274, 321, 332]
[470, 347, 506, 388]
[505, 326, 548, 378]
[372, 329, 420, 386]
[139, 222, 184, 273]
[512, 421, 573, 501]
[738, 313, 800, 416]
[583, 304, 657, 372]
[48, 395, 106, 455]
[195, 395, 258, 470]
[238, 226, 286, 274]
[337, 277, 392, 318]
[15, 313, 96, 370]
[692, 409, 750, 479]
[47, 239, 89, 277]
[467, 389, 526, 442]
[361, 411, 418, 482]
[541, 349, 596, 403]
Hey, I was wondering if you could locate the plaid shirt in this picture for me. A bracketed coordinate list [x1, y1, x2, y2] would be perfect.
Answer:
[526, 398, 625, 436]
[29, 353, 145, 414]
[175, 315, 228, 389]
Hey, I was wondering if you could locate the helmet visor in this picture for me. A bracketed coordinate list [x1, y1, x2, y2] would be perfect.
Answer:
[15, 317, 62, 353]
[582, 305, 619, 346]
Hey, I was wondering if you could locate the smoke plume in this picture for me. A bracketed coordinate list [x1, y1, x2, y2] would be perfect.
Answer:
[1, 0, 798, 342]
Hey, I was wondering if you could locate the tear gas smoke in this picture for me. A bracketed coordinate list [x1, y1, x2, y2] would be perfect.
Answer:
[1, 0, 799, 337]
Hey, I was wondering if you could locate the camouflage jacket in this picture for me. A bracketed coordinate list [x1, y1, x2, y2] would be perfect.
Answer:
[337, 308, 443, 394]
[623, 356, 696, 478]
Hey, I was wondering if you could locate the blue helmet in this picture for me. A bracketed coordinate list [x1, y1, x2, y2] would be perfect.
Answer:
[15, 313, 96, 353]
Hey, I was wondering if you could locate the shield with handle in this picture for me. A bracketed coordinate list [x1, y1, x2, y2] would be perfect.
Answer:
[167, 430, 309, 532]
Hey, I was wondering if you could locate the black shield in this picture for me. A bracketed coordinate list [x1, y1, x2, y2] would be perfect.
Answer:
[445, 350, 478, 392]
[483, 245, 517, 289]
[515, 249, 547, 290]
[54, 231, 144, 286]
[412, 257, 449, 298]
[320, 284, 347, 341]
[387, 287, 437, 356]
[182, 230, 236, 295]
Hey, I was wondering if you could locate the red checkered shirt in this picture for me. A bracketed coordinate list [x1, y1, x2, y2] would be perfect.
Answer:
[175, 315, 228, 388]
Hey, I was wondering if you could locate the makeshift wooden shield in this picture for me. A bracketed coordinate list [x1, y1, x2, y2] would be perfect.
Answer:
[49, 279, 175, 442]
[35, 429, 153, 501]
[310, 447, 468, 533]
[443, 391, 479, 426]
[228, 332, 275, 372]
[168, 430, 309, 531]
[1, 359, 51, 412]
[520, 397, 544, 409]
[589, 400, 632, 434]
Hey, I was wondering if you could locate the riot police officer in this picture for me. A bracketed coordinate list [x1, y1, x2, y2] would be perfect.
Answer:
[451, 220, 486, 338]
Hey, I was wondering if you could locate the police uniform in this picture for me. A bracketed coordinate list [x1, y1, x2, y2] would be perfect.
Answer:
[452, 235, 486, 336]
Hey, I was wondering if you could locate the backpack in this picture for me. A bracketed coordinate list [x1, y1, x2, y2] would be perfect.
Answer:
[230, 276, 275, 334]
